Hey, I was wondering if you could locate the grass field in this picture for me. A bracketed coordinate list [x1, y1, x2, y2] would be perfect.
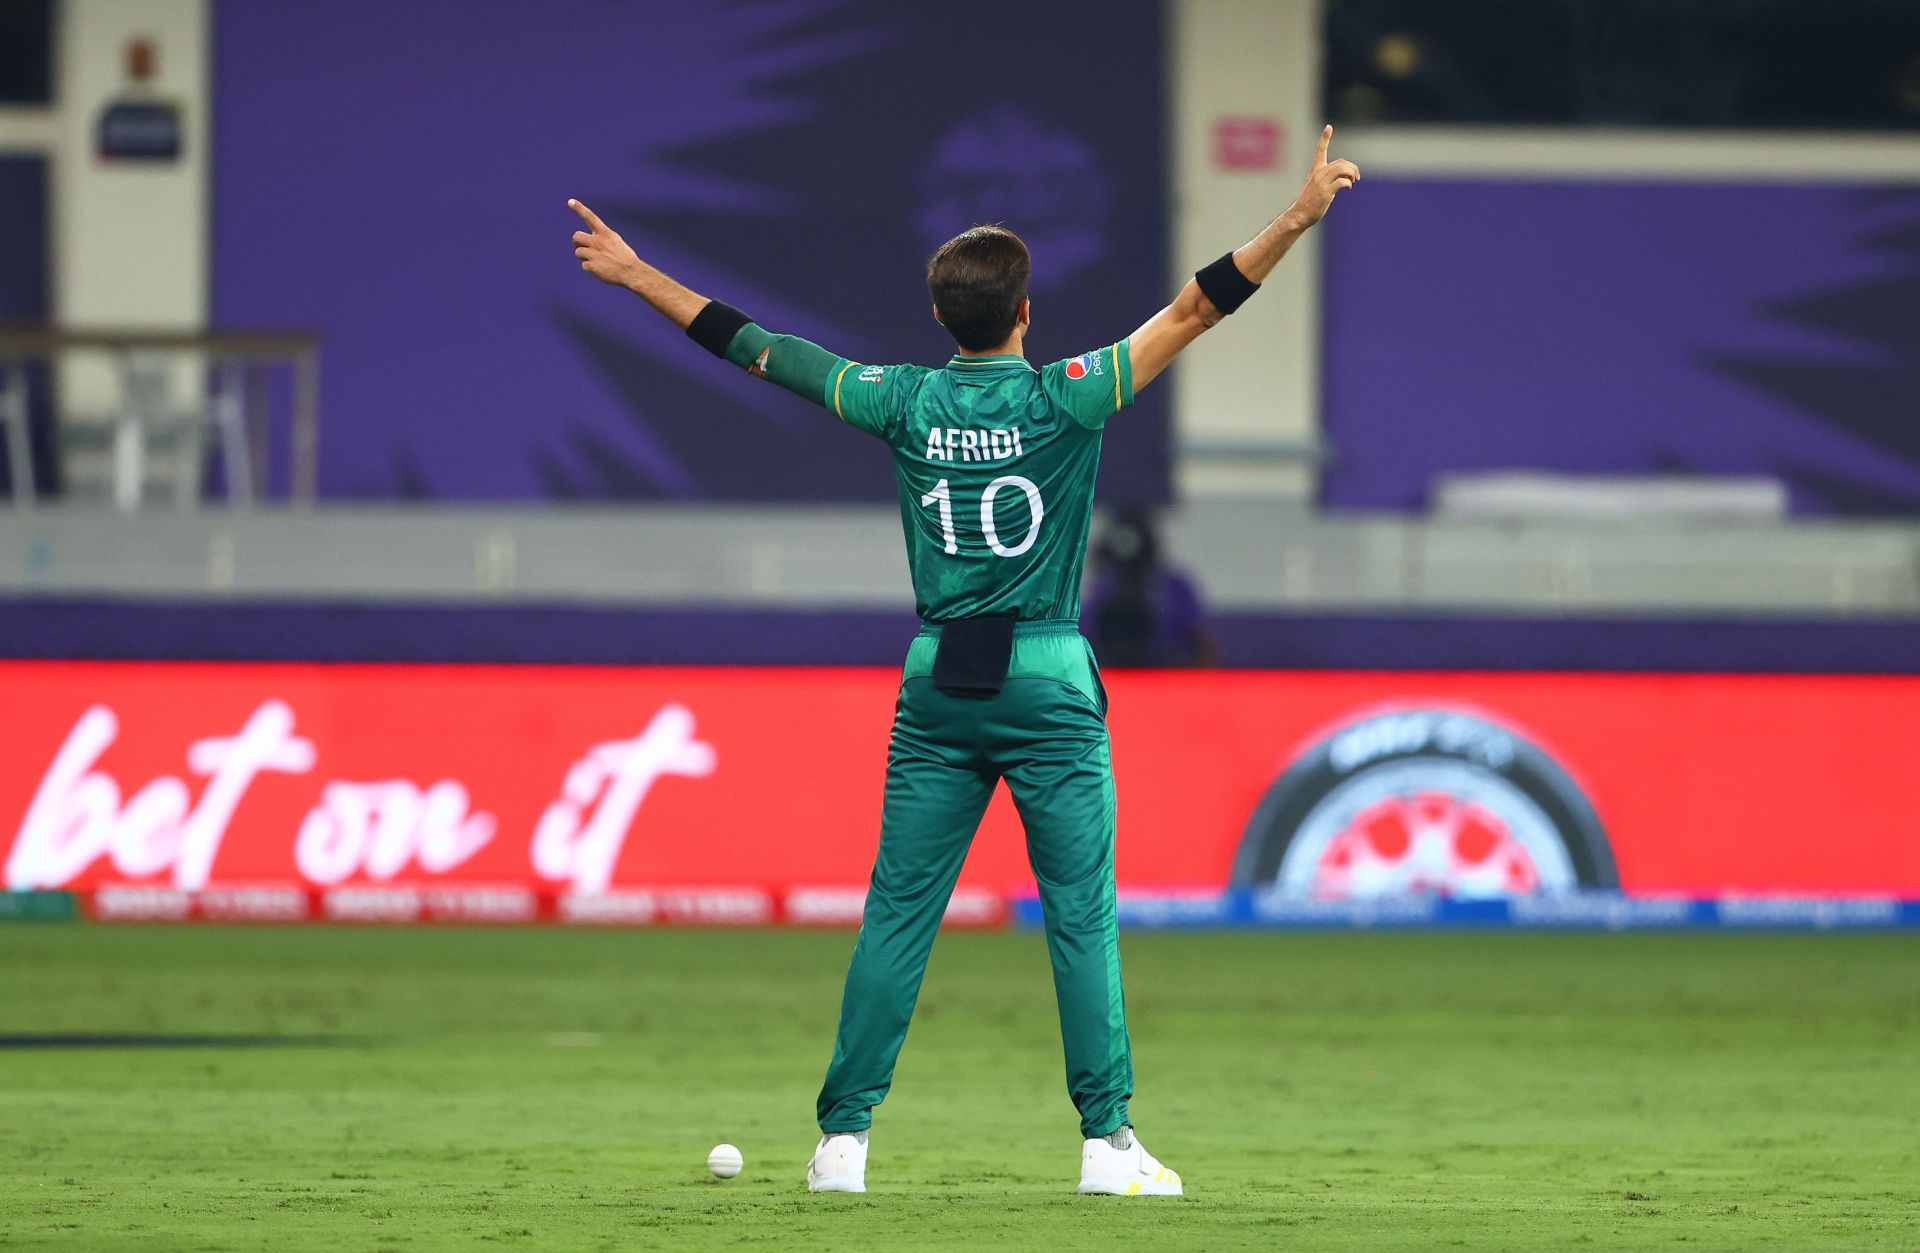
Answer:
[1, 926, 1915, 1250]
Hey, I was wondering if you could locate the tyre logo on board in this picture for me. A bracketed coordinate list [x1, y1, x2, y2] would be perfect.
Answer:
[1231, 705, 1617, 900]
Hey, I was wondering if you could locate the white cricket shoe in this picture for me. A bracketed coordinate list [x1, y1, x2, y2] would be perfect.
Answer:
[1077, 1128, 1183, 1196]
[806, 1132, 868, 1193]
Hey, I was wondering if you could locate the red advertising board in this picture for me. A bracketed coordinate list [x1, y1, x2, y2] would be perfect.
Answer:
[3, 662, 1917, 921]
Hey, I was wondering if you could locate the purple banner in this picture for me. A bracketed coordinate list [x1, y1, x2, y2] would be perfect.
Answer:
[212, 1, 1167, 503]
[10, 598, 1920, 675]
[1321, 179, 1920, 515]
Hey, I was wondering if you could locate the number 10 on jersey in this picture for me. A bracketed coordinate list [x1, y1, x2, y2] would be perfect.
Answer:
[921, 476, 1044, 558]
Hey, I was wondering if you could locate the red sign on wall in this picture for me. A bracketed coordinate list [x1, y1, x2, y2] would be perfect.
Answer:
[1212, 117, 1283, 171]
[3, 663, 1917, 920]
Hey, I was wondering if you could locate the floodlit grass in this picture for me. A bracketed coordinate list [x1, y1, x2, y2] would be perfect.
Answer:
[1, 926, 1915, 1249]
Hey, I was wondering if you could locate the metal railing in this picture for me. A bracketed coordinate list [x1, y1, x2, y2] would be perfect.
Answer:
[0, 326, 321, 511]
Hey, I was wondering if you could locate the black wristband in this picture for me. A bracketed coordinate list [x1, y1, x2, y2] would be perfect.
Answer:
[1194, 252, 1260, 315]
[687, 299, 753, 359]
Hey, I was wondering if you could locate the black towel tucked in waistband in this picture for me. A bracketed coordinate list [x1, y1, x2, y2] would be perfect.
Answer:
[930, 615, 1017, 698]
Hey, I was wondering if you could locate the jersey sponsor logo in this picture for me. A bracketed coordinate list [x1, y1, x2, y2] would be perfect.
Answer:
[924, 426, 1025, 463]
[1064, 351, 1104, 381]
[858, 365, 885, 384]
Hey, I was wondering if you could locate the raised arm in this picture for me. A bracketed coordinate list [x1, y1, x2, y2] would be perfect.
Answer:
[1127, 125, 1360, 393]
[569, 198, 900, 436]
[569, 198, 709, 327]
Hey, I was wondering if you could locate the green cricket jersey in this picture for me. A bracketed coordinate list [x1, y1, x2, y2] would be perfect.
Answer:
[829, 345, 1135, 622]
[712, 317, 1134, 622]
[701, 317, 1142, 1137]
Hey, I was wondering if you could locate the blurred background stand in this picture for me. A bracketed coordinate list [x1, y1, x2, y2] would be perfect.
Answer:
[0, 325, 320, 511]
[1086, 508, 1218, 667]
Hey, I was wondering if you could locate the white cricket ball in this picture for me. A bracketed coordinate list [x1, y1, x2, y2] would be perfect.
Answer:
[706, 1143, 744, 1179]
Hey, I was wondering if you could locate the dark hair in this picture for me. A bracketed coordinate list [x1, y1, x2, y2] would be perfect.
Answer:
[926, 226, 1030, 353]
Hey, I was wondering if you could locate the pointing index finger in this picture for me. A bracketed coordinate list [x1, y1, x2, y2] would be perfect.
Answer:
[1314, 124, 1333, 168]
[567, 198, 607, 233]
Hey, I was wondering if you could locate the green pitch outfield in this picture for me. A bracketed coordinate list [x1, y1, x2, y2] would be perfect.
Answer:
[1, 926, 1914, 1250]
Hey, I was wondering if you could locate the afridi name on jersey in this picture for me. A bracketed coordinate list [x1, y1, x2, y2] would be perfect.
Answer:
[826, 343, 1134, 624]
[709, 317, 1134, 624]
[922, 426, 1025, 463]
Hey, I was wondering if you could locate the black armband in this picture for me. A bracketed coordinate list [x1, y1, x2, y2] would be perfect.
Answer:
[687, 299, 754, 359]
[1194, 252, 1260, 315]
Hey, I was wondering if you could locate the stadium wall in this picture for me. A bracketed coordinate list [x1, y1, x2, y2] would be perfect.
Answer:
[1168, 0, 1323, 500]
[209, 0, 1173, 504]
[53, 0, 211, 420]
[1318, 178, 1920, 516]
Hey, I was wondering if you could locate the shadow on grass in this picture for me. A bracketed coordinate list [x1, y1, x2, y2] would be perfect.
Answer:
[0, 1033, 369, 1049]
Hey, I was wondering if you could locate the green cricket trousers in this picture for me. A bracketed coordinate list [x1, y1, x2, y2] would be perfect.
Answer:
[816, 620, 1133, 1139]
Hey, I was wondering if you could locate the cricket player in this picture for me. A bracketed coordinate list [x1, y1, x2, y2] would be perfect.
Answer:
[570, 125, 1359, 1196]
